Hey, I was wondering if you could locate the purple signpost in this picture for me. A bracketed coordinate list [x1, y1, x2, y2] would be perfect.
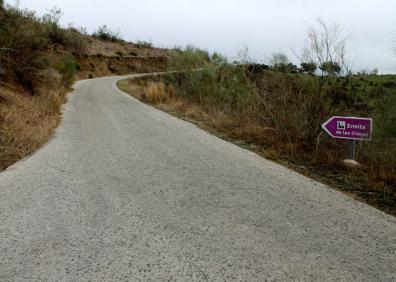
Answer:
[322, 116, 373, 160]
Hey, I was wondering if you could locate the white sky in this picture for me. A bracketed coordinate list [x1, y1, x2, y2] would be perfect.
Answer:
[6, 0, 396, 73]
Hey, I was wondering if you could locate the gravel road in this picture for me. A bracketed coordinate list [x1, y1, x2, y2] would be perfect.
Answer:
[0, 74, 395, 281]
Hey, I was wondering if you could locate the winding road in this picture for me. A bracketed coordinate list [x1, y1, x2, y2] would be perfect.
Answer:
[0, 74, 395, 281]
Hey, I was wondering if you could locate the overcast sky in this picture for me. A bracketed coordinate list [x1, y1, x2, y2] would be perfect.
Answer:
[6, 0, 396, 73]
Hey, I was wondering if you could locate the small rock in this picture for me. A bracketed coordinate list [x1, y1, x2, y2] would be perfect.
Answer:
[343, 159, 363, 169]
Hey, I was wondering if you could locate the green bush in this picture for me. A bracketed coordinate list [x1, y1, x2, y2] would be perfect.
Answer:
[58, 55, 76, 87]
[92, 25, 123, 42]
[65, 27, 88, 58]
[167, 45, 211, 71]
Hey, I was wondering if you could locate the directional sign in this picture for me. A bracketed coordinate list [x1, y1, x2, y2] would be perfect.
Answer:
[322, 116, 373, 140]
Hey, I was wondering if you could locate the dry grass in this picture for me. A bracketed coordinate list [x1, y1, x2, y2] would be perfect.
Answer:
[0, 86, 65, 170]
[142, 81, 177, 104]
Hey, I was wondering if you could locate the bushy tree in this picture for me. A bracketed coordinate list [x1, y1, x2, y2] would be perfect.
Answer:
[320, 61, 341, 76]
[299, 62, 317, 75]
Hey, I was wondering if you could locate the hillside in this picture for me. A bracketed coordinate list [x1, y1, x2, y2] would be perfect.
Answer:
[0, 4, 169, 170]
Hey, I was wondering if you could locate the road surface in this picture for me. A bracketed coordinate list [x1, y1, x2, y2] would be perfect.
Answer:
[0, 74, 395, 281]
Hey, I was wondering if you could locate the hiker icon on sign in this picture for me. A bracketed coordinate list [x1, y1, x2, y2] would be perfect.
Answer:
[337, 121, 346, 130]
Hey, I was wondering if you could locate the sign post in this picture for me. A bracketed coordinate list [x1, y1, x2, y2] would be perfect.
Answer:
[349, 140, 356, 160]
[322, 116, 373, 160]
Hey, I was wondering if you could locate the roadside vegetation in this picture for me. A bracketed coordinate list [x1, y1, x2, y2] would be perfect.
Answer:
[0, 4, 82, 170]
[0, 3, 168, 170]
[119, 22, 396, 215]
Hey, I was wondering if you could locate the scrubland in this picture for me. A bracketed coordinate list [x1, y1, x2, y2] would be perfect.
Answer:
[118, 45, 396, 215]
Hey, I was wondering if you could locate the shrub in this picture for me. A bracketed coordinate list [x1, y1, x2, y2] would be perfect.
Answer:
[167, 45, 211, 71]
[320, 61, 342, 76]
[58, 55, 76, 87]
[136, 40, 153, 48]
[0, 7, 50, 92]
[65, 26, 88, 58]
[268, 52, 298, 73]
[92, 25, 123, 42]
[211, 52, 228, 65]
[42, 7, 66, 44]
[143, 82, 171, 103]
[246, 63, 269, 74]
[299, 62, 317, 75]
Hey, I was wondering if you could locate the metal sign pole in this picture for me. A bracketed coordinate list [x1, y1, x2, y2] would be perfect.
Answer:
[349, 140, 356, 160]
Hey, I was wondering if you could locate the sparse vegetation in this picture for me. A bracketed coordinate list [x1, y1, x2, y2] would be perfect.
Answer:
[65, 25, 88, 58]
[136, 40, 153, 48]
[119, 38, 396, 215]
[92, 25, 123, 42]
